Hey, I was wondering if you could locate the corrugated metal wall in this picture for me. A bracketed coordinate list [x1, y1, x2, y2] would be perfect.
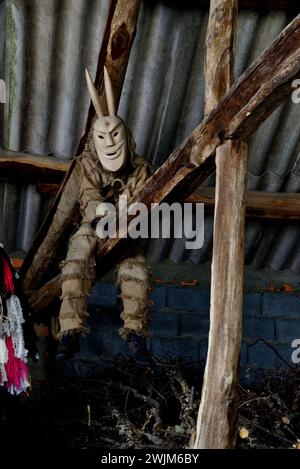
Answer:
[0, 0, 299, 273]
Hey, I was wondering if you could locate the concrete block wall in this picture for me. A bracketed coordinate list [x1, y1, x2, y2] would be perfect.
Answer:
[73, 283, 300, 376]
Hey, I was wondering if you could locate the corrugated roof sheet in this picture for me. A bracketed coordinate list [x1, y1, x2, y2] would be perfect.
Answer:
[0, 0, 299, 272]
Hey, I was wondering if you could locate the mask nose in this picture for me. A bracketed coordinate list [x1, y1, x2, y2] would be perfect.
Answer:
[105, 132, 114, 146]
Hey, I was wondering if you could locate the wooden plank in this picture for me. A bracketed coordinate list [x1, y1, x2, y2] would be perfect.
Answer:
[32, 181, 300, 220]
[187, 0, 299, 10]
[187, 187, 300, 219]
[21, 0, 142, 291]
[36, 183, 62, 196]
[194, 140, 248, 449]
[0, 149, 69, 184]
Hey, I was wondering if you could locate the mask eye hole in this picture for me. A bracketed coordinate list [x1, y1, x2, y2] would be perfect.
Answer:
[98, 135, 104, 139]
[113, 131, 118, 137]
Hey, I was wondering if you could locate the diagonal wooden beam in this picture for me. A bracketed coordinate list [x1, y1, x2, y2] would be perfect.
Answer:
[24, 13, 300, 308]
[98, 13, 300, 263]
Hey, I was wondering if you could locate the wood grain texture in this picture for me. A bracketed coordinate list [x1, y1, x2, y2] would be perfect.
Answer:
[0, 149, 69, 184]
[187, 187, 300, 219]
[194, 0, 244, 450]
[204, 0, 237, 115]
[29, 274, 62, 316]
[31, 179, 300, 221]
[194, 140, 248, 449]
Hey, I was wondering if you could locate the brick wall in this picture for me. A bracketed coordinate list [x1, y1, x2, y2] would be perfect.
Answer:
[72, 283, 300, 378]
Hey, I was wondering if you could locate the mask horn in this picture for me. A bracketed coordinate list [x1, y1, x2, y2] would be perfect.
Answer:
[104, 65, 116, 116]
[85, 69, 103, 118]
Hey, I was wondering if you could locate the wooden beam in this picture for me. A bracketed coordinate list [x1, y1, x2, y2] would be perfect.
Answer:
[187, 0, 299, 11]
[23, 13, 300, 305]
[187, 187, 300, 219]
[194, 0, 244, 449]
[0, 149, 69, 184]
[98, 13, 300, 262]
[29, 274, 62, 316]
[195, 140, 248, 449]
[21, 0, 142, 291]
[33, 182, 300, 220]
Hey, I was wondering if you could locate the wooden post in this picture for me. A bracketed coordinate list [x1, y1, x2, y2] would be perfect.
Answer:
[194, 0, 246, 449]
[194, 140, 247, 448]
[204, 0, 237, 115]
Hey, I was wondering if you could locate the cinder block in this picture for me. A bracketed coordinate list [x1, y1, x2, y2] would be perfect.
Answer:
[150, 337, 200, 363]
[248, 342, 277, 369]
[88, 307, 122, 332]
[243, 293, 262, 317]
[149, 311, 179, 336]
[262, 293, 300, 318]
[199, 339, 208, 363]
[276, 319, 300, 344]
[71, 356, 103, 379]
[88, 283, 118, 308]
[179, 313, 209, 338]
[240, 342, 248, 366]
[167, 287, 210, 312]
[150, 287, 167, 310]
[100, 333, 126, 359]
[243, 317, 275, 341]
[276, 344, 298, 370]
[79, 333, 102, 356]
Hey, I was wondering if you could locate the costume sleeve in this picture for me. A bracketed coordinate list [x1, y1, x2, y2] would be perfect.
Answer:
[78, 152, 103, 223]
[128, 159, 151, 200]
[134, 162, 150, 194]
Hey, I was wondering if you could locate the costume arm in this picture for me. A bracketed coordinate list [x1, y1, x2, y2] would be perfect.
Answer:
[79, 153, 103, 223]
[129, 160, 151, 199]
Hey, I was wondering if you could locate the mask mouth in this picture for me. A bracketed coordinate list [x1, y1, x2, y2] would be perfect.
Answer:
[96, 139, 126, 160]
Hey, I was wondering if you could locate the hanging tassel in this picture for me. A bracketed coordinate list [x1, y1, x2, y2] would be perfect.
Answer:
[2, 257, 15, 294]
[4, 336, 29, 394]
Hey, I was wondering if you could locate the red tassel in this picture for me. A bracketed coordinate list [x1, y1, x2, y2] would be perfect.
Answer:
[2, 257, 15, 293]
[4, 336, 29, 392]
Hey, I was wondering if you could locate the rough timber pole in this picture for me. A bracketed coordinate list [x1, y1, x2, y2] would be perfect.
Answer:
[194, 0, 248, 449]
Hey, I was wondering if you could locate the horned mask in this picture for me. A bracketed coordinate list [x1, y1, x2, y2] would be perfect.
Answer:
[85, 67, 127, 173]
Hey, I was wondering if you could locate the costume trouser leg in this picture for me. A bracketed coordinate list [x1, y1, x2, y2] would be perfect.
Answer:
[58, 223, 97, 338]
[117, 251, 151, 339]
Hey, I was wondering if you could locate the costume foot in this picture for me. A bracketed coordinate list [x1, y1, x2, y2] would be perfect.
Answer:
[56, 332, 81, 360]
[126, 332, 151, 365]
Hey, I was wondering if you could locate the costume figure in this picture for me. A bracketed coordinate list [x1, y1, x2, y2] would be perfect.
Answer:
[57, 68, 151, 355]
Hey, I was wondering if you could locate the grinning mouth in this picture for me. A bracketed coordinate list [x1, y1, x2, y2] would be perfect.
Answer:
[107, 151, 117, 156]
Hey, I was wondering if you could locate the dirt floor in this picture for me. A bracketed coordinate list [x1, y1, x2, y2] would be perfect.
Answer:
[1, 357, 300, 449]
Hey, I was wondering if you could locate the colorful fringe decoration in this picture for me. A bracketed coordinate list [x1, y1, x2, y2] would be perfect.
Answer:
[0, 246, 30, 395]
